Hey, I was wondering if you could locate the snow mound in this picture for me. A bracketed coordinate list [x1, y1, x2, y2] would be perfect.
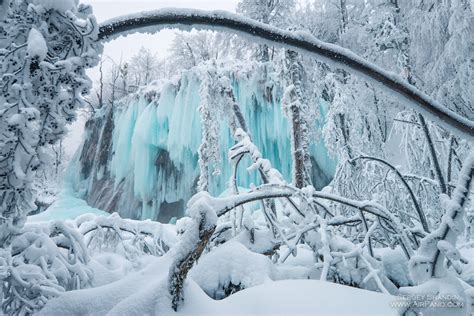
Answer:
[190, 241, 276, 299]
[179, 279, 398, 316]
[88, 253, 135, 287]
[37, 254, 173, 316]
[376, 247, 412, 287]
[40, 253, 398, 316]
[27, 28, 47, 60]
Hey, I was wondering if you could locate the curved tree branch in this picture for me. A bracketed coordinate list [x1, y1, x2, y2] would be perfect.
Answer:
[350, 156, 430, 233]
[213, 184, 413, 258]
[98, 9, 474, 139]
[430, 152, 474, 277]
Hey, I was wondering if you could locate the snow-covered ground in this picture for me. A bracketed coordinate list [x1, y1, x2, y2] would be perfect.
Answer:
[26, 193, 399, 316]
[179, 279, 398, 316]
[28, 190, 109, 223]
[36, 246, 398, 316]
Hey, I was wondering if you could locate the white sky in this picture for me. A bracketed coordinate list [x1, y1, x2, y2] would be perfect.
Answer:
[83, 0, 239, 83]
[63, 1, 239, 158]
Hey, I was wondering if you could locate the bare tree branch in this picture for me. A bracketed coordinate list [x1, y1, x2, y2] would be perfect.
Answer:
[350, 156, 430, 233]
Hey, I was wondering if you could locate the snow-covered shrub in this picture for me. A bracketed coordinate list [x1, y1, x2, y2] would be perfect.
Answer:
[76, 213, 176, 261]
[398, 151, 474, 315]
[168, 124, 471, 314]
[165, 128, 411, 304]
[1, 221, 92, 315]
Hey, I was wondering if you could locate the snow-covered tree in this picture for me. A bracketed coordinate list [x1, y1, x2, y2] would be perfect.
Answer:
[0, 0, 101, 313]
[128, 47, 160, 86]
[237, 0, 294, 61]
[197, 68, 223, 192]
[0, 0, 101, 244]
[283, 50, 313, 188]
[168, 31, 233, 72]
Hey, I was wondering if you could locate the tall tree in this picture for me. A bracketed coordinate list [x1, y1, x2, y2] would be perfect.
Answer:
[129, 47, 160, 86]
[0, 0, 101, 246]
[283, 50, 312, 188]
[237, 0, 294, 61]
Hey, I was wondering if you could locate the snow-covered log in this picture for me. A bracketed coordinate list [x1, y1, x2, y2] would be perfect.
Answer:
[168, 192, 217, 311]
[98, 9, 474, 140]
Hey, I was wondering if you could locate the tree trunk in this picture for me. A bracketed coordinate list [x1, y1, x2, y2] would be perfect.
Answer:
[339, 0, 348, 33]
[418, 113, 447, 194]
[168, 218, 216, 311]
[285, 50, 311, 188]
[290, 101, 306, 189]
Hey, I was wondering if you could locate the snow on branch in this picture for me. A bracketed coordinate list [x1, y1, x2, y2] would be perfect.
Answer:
[76, 213, 175, 258]
[0, 1, 102, 245]
[229, 128, 285, 185]
[350, 156, 429, 233]
[409, 150, 474, 283]
[0, 2, 102, 313]
[168, 192, 218, 311]
[98, 8, 473, 140]
[1, 221, 92, 315]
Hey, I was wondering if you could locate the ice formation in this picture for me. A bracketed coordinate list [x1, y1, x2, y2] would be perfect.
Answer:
[69, 63, 336, 222]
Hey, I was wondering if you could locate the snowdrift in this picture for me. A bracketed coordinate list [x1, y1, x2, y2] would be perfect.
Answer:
[37, 252, 398, 316]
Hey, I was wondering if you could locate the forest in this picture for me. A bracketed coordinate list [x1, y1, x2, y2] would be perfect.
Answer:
[0, 0, 473, 315]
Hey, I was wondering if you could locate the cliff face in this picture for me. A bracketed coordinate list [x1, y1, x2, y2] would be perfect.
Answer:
[68, 65, 336, 223]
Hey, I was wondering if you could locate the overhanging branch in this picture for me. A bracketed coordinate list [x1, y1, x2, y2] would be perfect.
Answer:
[98, 9, 473, 140]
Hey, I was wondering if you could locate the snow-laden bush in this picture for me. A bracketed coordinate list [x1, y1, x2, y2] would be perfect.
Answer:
[0, 212, 176, 315]
[169, 125, 473, 313]
[0, 221, 91, 315]
[399, 152, 474, 315]
[161, 128, 403, 307]
[76, 213, 176, 261]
